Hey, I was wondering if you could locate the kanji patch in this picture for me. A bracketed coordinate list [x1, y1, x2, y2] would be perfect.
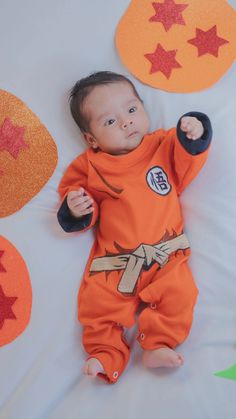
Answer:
[146, 166, 172, 195]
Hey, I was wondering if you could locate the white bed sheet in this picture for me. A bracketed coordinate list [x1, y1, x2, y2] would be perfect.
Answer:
[0, 1, 236, 418]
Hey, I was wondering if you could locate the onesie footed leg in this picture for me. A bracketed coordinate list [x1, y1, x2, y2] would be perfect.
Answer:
[83, 358, 105, 377]
[142, 347, 184, 368]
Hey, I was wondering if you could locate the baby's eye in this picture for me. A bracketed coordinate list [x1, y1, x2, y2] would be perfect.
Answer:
[105, 118, 116, 126]
[129, 106, 137, 113]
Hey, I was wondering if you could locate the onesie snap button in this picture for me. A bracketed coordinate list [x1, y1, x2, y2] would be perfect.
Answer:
[140, 332, 145, 340]
[113, 371, 119, 379]
[150, 303, 157, 309]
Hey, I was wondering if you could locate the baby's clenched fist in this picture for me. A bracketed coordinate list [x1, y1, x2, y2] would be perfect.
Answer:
[180, 116, 204, 140]
[67, 188, 94, 218]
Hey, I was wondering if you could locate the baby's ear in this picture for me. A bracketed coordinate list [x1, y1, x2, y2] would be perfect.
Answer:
[83, 132, 98, 149]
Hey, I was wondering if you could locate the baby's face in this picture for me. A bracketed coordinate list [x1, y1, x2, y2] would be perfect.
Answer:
[83, 81, 150, 155]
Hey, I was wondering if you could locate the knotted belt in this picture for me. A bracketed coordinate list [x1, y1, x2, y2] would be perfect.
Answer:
[90, 233, 190, 294]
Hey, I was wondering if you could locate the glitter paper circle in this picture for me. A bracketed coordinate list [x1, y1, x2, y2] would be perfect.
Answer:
[0, 235, 32, 347]
[115, 0, 236, 92]
[0, 89, 58, 217]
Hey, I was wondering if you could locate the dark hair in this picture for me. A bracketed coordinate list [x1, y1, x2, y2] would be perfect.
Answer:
[69, 71, 142, 133]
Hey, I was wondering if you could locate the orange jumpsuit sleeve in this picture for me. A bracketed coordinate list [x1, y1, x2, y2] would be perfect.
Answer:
[169, 111, 212, 195]
[57, 153, 99, 232]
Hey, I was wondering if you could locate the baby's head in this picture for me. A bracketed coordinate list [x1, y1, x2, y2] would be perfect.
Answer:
[69, 71, 150, 155]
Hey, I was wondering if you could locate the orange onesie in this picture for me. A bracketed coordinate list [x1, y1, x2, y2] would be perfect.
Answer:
[58, 112, 212, 383]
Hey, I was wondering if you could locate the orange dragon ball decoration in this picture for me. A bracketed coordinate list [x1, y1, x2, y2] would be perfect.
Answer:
[0, 89, 58, 217]
[0, 235, 32, 347]
[115, 0, 236, 92]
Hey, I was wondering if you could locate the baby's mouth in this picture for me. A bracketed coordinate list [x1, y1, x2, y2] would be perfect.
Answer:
[127, 131, 138, 138]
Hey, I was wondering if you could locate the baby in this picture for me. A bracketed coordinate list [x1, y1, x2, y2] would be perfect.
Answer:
[57, 71, 212, 384]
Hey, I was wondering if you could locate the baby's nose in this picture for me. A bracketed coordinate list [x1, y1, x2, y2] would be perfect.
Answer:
[121, 120, 133, 129]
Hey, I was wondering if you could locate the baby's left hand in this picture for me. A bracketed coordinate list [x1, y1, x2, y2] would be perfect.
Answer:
[180, 116, 204, 140]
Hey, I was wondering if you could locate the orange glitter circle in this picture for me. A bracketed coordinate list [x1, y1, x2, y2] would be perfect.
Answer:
[0, 235, 32, 347]
[0, 90, 58, 217]
[115, 0, 236, 92]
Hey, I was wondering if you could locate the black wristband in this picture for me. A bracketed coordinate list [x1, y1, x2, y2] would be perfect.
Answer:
[177, 111, 212, 155]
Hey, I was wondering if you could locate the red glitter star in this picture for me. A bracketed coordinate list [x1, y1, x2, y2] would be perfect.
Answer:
[0, 250, 6, 272]
[144, 43, 182, 78]
[0, 285, 17, 329]
[149, 0, 188, 32]
[188, 25, 229, 57]
[0, 118, 28, 159]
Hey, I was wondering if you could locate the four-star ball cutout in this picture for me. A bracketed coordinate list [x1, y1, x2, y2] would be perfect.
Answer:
[0, 236, 32, 347]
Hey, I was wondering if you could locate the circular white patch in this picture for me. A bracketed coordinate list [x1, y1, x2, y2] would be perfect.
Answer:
[146, 166, 171, 196]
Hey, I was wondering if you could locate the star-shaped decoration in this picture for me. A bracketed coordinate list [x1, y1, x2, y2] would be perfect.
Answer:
[0, 250, 6, 272]
[0, 118, 28, 159]
[149, 0, 188, 32]
[144, 43, 182, 78]
[0, 285, 17, 329]
[188, 25, 229, 57]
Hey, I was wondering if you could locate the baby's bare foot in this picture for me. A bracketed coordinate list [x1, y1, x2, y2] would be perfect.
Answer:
[83, 358, 105, 377]
[142, 347, 184, 368]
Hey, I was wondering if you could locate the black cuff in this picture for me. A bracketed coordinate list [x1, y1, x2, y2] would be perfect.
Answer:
[57, 196, 92, 233]
[177, 111, 212, 155]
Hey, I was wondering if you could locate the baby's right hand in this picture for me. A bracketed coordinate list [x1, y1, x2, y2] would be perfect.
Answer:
[67, 188, 94, 218]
